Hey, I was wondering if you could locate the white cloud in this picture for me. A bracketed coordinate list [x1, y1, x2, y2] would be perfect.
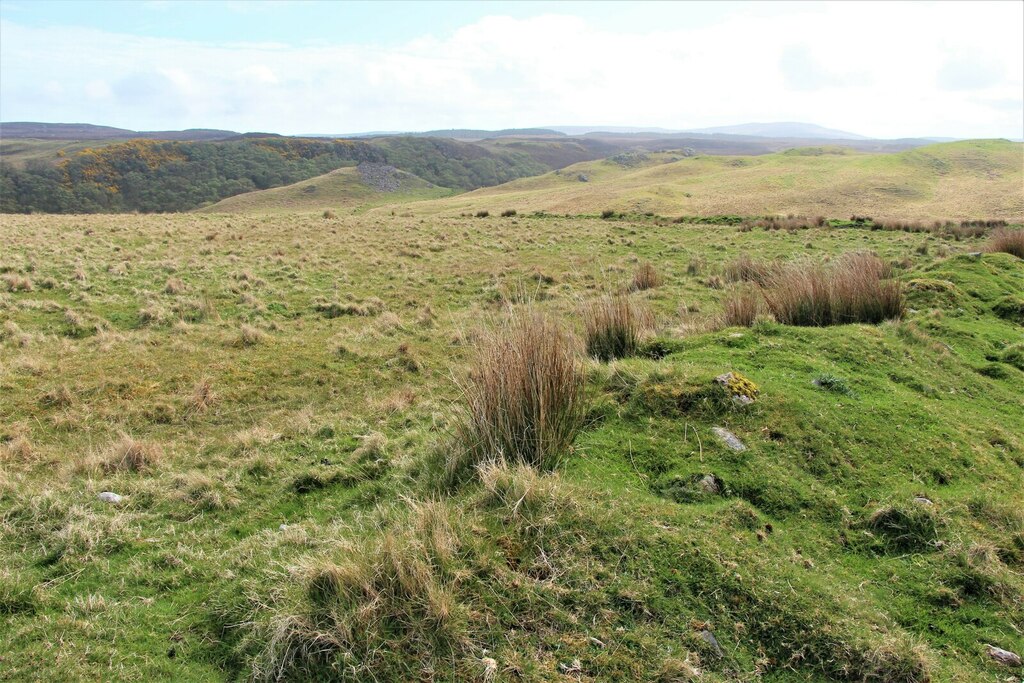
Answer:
[1, 2, 1021, 138]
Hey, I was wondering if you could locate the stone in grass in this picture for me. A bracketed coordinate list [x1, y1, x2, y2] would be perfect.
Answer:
[97, 491, 123, 504]
[986, 644, 1021, 667]
[699, 630, 724, 658]
[712, 427, 746, 452]
[715, 371, 759, 406]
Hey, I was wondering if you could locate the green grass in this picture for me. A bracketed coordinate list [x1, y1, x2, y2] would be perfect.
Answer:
[1, 211, 1022, 681]
[391, 140, 1024, 222]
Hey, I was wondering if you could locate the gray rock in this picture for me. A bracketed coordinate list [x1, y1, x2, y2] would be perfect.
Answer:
[97, 491, 122, 504]
[913, 496, 933, 505]
[357, 163, 402, 192]
[712, 427, 746, 452]
[577, 174, 589, 182]
[699, 474, 721, 494]
[699, 630, 724, 658]
[986, 644, 1021, 667]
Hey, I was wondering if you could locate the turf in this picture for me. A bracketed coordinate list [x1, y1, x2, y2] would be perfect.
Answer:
[1, 211, 1021, 681]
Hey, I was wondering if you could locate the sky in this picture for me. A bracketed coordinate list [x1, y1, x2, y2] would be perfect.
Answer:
[1, 1, 1022, 139]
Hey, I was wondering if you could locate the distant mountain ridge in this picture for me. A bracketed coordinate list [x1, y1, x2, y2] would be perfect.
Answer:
[683, 122, 868, 140]
[0, 122, 238, 141]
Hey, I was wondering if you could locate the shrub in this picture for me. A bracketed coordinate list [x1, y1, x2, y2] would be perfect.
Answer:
[763, 253, 904, 326]
[447, 311, 585, 484]
[601, 209, 616, 219]
[474, 210, 489, 218]
[582, 295, 653, 361]
[721, 286, 760, 327]
[630, 261, 662, 291]
[985, 228, 1024, 258]
[500, 209, 517, 217]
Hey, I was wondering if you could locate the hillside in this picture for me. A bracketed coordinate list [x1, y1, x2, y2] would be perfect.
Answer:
[392, 140, 1024, 221]
[201, 164, 452, 214]
[2, 210, 1022, 681]
[0, 136, 545, 214]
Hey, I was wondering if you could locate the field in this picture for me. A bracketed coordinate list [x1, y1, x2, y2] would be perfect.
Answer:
[1, 206, 1022, 682]
[394, 140, 1024, 222]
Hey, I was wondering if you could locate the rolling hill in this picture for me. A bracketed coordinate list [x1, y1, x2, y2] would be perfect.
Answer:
[200, 164, 452, 214]
[387, 140, 1024, 221]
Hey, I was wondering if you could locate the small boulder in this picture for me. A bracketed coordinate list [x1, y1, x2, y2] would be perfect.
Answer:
[712, 427, 747, 452]
[986, 644, 1021, 667]
[699, 630, 724, 658]
[577, 174, 589, 182]
[97, 491, 122, 504]
[699, 474, 722, 494]
[715, 371, 759, 405]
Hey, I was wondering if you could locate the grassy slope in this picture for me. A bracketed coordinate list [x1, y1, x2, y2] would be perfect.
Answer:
[0, 138, 128, 168]
[1, 213, 1022, 681]
[389, 140, 1024, 221]
[199, 166, 454, 214]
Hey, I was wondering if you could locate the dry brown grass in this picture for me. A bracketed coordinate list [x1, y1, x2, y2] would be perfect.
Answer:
[238, 324, 266, 346]
[724, 254, 780, 285]
[581, 295, 654, 361]
[721, 286, 761, 327]
[985, 228, 1024, 258]
[763, 252, 904, 326]
[101, 434, 163, 473]
[630, 261, 662, 291]
[448, 310, 585, 484]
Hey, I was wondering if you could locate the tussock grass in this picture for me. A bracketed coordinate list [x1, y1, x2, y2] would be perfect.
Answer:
[100, 434, 163, 473]
[630, 261, 662, 291]
[259, 500, 465, 680]
[985, 227, 1024, 258]
[763, 252, 904, 326]
[723, 253, 780, 285]
[446, 310, 585, 484]
[238, 324, 265, 346]
[582, 294, 654, 361]
[720, 286, 761, 327]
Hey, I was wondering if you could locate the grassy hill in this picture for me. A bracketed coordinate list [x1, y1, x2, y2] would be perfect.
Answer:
[1, 208, 1022, 680]
[200, 165, 453, 214]
[393, 140, 1024, 221]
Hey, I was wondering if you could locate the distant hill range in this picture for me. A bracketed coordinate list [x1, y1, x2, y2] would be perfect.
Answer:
[1, 120, 992, 216]
[0, 122, 238, 141]
[681, 121, 869, 140]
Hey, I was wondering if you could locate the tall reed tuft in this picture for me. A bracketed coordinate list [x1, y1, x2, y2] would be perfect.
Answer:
[447, 310, 585, 484]
[582, 295, 653, 361]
